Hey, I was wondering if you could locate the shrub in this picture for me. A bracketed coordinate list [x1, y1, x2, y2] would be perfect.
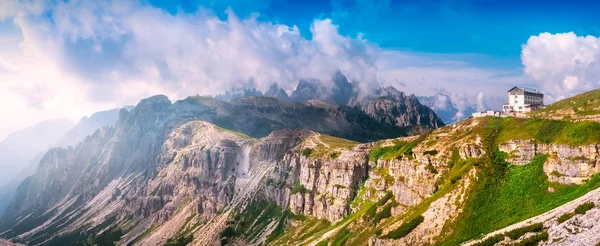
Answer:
[426, 163, 438, 174]
[381, 215, 424, 239]
[512, 232, 549, 246]
[504, 223, 543, 240]
[219, 226, 236, 239]
[374, 228, 382, 236]
[372, 203, 393, 225]
[575, 202, 595, 214]
[329, 151, 340, 159]
[291, 182, 308, 194]
[450, 175, 462, 184]
[557, 213, 574, 223]
[364, 205, 377, 220]
[165, 235, 193, 246]
[472, 234, 505, 246]
[558, 202, 595, 224]
[424, 150, 439, 156]
[301, 148, 313, 157]
[377, 191, 394, 206]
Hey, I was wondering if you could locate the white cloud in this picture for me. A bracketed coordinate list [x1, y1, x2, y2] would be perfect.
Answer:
[0, 0, 383, 138]
[0, 0, 532, 139]
[522, 32, 600, 100]
[476, 92, 488, 111]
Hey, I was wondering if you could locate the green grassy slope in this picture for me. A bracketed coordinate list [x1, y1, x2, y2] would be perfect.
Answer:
[532, 88, 600, 118]
[266, 115, 600, 246]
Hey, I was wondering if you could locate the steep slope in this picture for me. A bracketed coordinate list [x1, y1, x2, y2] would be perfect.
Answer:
[176, 95, 409, 141]
[0, 93, 410, 245]
[4, 90, 600, 246]
[0, 107, 131, 216]
[266, 116, 600, 246]
[531, 88, 600, 121]
[0, 118, 74, 188]
[57, 107, 133, 147]
[350, 86, 445, 131]
[217, 71, 445, 132]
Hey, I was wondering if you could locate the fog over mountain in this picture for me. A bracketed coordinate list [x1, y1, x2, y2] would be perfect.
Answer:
[0, 107, 131, 215]
[214, 72, 444, 130]
[0, 119, 74, 188]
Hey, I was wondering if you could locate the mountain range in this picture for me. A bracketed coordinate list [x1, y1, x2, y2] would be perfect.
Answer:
[2, 79, 600, 245]
[0, 107, 130, 216]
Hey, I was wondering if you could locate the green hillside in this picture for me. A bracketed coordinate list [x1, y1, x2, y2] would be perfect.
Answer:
[265, 115, 600, 246]
[532, 88, 600, 119]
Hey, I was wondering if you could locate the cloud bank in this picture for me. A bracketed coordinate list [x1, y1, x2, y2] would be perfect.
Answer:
[0, 0, 535, 139]
[522, 32, 600, 100]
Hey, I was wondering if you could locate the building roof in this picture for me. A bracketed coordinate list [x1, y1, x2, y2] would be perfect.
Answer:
[508, 86, 542, 94]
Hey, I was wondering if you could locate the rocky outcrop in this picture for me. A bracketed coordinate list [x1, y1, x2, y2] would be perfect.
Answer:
[350, 86, 444, 131]
[262, 135, 370, 222]
[543, 202, 600, 246]
[499, 140, 600, 184]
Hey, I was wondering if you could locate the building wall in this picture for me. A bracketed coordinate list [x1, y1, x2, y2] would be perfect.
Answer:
[507, 88, 543, 113]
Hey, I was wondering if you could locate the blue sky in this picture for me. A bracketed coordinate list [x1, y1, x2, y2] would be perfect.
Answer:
[148, 0, 600, 64]
[0, 0, 600, 139]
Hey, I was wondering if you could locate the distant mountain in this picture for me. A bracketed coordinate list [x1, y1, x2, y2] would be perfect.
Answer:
[418, 92, 477, 124]
[4, 90, 600, 245]
[351, 86, 445, 130]
[219, 71, 444, 131]
[58, 106, 134, 147]
[0, 119, 74, 188]
[0, 107, 131, 216]
[0, 119, 73, 215]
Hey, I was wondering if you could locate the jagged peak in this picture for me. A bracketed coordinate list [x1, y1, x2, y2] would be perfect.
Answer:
[136, 94, 171, 107]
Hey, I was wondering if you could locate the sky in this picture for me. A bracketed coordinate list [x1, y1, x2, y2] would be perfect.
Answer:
[1, 0, 600, 140]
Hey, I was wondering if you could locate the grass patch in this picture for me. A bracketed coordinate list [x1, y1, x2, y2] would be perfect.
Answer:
[305, 134, 359, 158]
[490, 117, 600, 145]
[534, 88, 600, 117]
[439, 117, 600, 245]
[511, 231, 549, 246]
[372, 201, 398, 225]
[472, 234, 505, 246]
[222, 199, 288, 244]
[504, 223, 543, 240]
[574, 202, 595, 214]
[381, 215, 424, 239]
[165, 234, 193, 246]
[424, 150, 439, 156]
[557, 213, 574, 223]
[301, 148, 314, 157]
[291, 182, 308, 194]
[558, 202, 596, 223]
[369, 134, 428, 161]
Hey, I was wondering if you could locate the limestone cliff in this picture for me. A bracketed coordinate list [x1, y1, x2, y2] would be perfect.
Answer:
[3, 92, 600, 246]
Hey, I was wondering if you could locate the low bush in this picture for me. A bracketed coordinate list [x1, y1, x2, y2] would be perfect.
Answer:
[424, 150, 439, 156]
[504, 223, 543, 240]
[575, 202, 595, 215]
[381, 215, 424, 239]
[291, 182, 308, 194]
[301, 148, 313, 157]
[472, 234, 504, 246]
[557, 213, 574, 223]
[372, 203, 393, 225]
[511, 231, 549, 246]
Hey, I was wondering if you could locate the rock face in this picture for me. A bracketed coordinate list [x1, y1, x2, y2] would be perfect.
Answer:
[499, 140, 600, 184]
[351, 86, 445, 131]
[215, 72, 445, 132]
[0, 93, 409, 245]
[264, 140, 370, 222]
[4, 96, 600, 246]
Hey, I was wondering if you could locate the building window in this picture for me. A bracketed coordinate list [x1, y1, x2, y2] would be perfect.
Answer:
[519, 106, 522, 109]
